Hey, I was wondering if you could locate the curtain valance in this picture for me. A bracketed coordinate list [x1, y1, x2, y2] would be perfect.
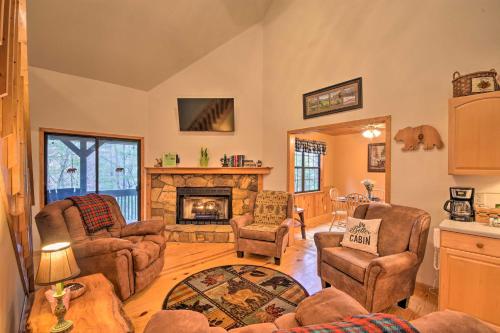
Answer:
[295, 139, 327, 155]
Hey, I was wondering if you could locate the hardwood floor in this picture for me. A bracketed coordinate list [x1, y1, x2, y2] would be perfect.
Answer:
[123, 216, 437, 332]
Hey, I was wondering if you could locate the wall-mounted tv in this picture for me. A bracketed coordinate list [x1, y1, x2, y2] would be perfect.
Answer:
[177, 98, 235, 132]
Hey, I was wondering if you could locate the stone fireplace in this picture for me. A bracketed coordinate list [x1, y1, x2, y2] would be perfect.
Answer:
[147, 167, 272, 227]
[176, 187, 232, 225]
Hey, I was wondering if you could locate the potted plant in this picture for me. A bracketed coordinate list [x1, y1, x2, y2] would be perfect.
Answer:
[200, 147, 209, 167]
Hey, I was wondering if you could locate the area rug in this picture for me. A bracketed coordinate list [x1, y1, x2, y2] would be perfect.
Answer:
[163, 265, 309, 329]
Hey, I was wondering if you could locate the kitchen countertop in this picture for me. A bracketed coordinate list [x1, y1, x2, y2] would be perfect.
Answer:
[439, 219, 500, 239]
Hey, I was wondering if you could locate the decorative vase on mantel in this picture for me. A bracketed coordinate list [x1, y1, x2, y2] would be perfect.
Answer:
[199, 147, 209, 167]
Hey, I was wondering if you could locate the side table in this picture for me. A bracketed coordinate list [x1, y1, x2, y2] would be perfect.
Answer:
[294, 207, 306, 240]
[27, 273, 134, 333]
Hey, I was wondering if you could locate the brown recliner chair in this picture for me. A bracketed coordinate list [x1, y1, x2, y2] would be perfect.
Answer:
[314, 203, 430, 312]
[35, 195, 166, 300]
[230, 190, 294, 265]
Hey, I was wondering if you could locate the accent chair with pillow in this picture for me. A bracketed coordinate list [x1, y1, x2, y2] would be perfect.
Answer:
[230, 190, 294, 265]
[35, 194, 166, 300]
[314, 203, 431, 312]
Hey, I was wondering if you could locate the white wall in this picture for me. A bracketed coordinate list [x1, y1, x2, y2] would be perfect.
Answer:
[261, 0, 500, 285]
[147, 24, 264, 166]
[29, 24, 264, 245]
[29, 67, 149, 248]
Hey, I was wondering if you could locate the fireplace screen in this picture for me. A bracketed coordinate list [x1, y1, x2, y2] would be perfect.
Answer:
[176, 187, 232, 225]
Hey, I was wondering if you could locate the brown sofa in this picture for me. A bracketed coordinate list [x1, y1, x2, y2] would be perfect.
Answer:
[315, 203, 430, 312]
[144, 287, 499, 333]
[230, 191, 294, 265]
[35, 195, 166, 300]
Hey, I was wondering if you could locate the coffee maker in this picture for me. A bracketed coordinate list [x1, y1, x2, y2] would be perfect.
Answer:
[443, 187, 475, 222]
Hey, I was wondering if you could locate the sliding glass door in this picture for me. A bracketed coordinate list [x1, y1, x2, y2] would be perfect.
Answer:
[44, 132, 141, 222]
[97, 138, 140, 222]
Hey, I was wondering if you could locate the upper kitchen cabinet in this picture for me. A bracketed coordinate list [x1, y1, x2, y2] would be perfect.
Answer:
[449, 91, 500, 175]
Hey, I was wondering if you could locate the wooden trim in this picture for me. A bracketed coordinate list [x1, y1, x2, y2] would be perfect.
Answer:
[139, 137, 145, 219]
[288, 116, 391, 135]
[38, 129, 44, 209]
[287, 133, 295, 193]
[145, 167, 273, 175]
[39, 127, 145, 141]
[146, 173, 151, 219]
[39, 128, 146, 219]
[384, 116, 392, 203]
[287, 116, 392, 203]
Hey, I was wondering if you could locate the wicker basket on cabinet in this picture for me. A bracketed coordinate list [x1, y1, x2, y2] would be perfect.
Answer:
[452, 69, 500, 97]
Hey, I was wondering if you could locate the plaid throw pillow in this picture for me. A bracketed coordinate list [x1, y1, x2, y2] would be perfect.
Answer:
[67, 194, 114, 233]
[274, 313, 419, 333]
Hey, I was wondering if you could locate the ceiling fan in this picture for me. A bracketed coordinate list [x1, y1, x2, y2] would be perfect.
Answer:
[361, 124, 385, 139]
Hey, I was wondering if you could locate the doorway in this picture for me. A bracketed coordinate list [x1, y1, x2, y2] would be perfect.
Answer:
[287, 116, 391, 221]
[40, 129, 144, 222]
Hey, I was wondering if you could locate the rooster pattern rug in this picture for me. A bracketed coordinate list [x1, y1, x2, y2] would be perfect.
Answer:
[162, 265, 309, 329]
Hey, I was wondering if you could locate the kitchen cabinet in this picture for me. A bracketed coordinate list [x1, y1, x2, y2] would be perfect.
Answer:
[439, 222, 500, 326]
[448, 91, 500, 175]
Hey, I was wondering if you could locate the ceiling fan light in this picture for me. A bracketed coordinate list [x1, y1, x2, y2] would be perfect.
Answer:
[373, 129, 381, 137]
[362, 130, 374, 139]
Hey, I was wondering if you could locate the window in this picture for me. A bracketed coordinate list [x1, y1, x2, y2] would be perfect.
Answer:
[294, 151, 321, 193]
[43, 131, 142, 222]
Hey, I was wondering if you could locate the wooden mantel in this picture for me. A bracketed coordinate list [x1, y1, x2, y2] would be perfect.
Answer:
[145, 167, 272, 175]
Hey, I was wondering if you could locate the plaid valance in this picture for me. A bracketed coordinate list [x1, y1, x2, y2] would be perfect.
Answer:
[295, 139, 327, 155]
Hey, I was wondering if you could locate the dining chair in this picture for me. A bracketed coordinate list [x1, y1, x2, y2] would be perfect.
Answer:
[345, 193, 371, 216]
[329, 192, 370, 231]
[329, 187, 348, 231]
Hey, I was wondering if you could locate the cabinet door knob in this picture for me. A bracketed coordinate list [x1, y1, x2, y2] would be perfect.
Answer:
[476, 243, 484, 249]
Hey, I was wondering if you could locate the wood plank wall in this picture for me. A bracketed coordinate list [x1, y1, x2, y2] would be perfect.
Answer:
[293, 191, 332, 220]
[0, 0, 34, 317]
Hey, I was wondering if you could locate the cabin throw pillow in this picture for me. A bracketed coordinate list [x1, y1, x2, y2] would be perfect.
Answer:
[341, 217, 382, 255]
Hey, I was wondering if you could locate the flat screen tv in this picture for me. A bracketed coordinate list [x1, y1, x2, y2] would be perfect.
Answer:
[177, 98, 235, 132]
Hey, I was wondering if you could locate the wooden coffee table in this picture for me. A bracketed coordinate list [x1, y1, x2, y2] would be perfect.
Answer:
[28, 273, 133, 333]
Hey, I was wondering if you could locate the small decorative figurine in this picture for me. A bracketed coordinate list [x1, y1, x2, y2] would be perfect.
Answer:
[394, 125, 444, 151]
[154, 158, 163, 167]
[256, 160, 263, 167]
[220, 154, 229, 167]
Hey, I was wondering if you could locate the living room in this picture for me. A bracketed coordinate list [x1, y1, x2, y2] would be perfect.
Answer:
[2, 0, 500, 332]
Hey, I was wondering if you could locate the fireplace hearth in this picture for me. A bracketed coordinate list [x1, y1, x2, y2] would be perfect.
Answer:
[176, 187, 232, 225]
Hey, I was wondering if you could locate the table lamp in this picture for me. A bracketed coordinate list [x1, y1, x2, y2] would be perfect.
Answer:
[35, 242, 80, 333]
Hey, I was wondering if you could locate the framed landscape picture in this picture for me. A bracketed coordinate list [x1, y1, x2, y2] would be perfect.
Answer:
[303, 77, 362, 119]
[368, 143, 386, 172]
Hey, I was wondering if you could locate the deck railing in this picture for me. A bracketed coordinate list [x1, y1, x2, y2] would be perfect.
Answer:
[46, 188, 139, 223]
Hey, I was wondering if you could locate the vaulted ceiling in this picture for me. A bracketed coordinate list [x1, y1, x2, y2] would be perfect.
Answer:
[27, 0, 272, 90]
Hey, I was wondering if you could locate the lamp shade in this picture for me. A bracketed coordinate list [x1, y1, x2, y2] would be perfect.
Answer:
[35, 242, 80, 286]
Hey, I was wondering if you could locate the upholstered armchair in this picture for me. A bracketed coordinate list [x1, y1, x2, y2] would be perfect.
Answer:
[314, 203, 430, 312]
[36, 195, 166, 300]
[230, 190, 294, 265]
